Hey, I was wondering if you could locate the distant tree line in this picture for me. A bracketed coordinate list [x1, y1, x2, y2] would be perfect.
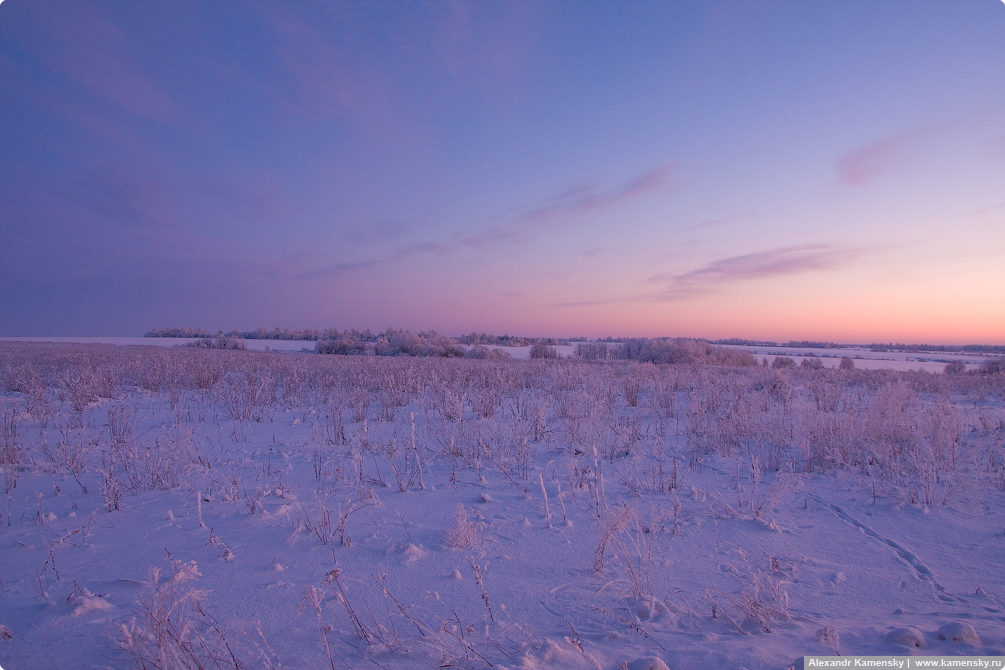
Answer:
[144, 328, 1005, 362]
[713, 338, 779, 347]
[147, 327, 571, 346]
[962, 345, 1005, 354]
[148, 326, 377, 341]
[713, 338, 1005, 355]
[145, 327, 213, 338]
[713, 338, 845, 349]
[869, 342, 1005, 354]
[783, 340, 843, 349]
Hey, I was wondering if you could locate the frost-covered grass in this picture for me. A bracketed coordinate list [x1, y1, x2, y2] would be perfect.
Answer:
[0, 342, 1003, 669]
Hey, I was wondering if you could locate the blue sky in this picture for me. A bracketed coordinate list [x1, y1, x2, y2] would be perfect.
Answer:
[2, 0, 1003, 342]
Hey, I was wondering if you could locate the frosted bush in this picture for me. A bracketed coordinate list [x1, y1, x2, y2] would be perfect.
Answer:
[120, 555, 250, 670]
[800, 354, 824, 370]
[530, 342, 559, 359]
[944, 360, 967, 375]
[1, 400, 26, 466]
[215, 370, 277, 422]
[771, 356, 796, 370]
[445, 504, 479, 548]
[465, 345, 491, 359]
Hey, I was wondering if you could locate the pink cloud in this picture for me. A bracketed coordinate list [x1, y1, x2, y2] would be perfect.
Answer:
[553, 243, 869, 309]
[255, 6, 427, 156]
[295, 242, 450, 281]
[837, 107, 1005, 187]
[430, 1, 541, 95]
[651, 244, 866, 299]
[836, 133, 915, 187]
[268, 13, 368, 118]
[8, 78, 145, 153]
[62, 165, 178, 230]
[294, 163, 678, 281]
[203, 172, 284, 224]
[19, 2, 178, 122]
[970, 199, 1005, 216]
[684, 213, 754, 232]
[835, 118, 968, 187]
[464, 163, 680, 246]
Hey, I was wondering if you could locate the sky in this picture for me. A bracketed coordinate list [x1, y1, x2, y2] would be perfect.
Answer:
[1, 0, 1004, 343]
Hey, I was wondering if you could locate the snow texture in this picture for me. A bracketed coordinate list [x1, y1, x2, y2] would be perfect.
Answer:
[0, 341, 1003, 670]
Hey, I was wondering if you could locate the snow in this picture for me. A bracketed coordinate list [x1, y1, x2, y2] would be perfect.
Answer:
[0, 341, 1003, 670]
[1, 336, 995, 372]
[0, 336, 316, 352]
[937, 621, 981, 646]
[719, 343, 991, 373]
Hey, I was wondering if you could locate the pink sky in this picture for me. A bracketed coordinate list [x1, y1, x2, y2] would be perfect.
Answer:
[1, 1, 1003, 343]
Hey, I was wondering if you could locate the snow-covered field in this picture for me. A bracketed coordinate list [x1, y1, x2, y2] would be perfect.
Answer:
[1, 337, 995, 373]
[0, 337, 317, 353]
[1, 342, 1003, 670]
[718, 344, 991, 374]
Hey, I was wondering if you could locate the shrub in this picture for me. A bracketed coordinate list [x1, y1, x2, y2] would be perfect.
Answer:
[318, 330, 464, 357]
[623, 374, 642, 407]
[801, 355, 824, 370]
[529, 342, 558, 359]
[119, 555, 250, 669]
[465, 346, 511, 360]
[978, 357, 1004, 375]
[772, 356, 796, 369]
[187, 335, 246, 350]
[839, 356, 855, 371]
[615, 338, 755, 367]
[445, 504, 480, 548]
[315, 336, 367, 355]
[944, 360, 967, 375]
[575, 342, 612, 360]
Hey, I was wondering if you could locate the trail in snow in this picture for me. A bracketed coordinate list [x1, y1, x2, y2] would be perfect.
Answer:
[799, 490, 965, 604]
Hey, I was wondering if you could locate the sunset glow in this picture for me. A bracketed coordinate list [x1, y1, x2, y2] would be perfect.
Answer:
[2, 1, 1003, 342]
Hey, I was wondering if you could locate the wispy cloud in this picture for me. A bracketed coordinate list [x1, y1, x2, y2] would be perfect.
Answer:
[268, 13, 368, 118]
[203, 173, 283, 224]
[551, 243, 866, 309]
[836, 133, 914, 187]
[684, 213, 753, 232]
[462, 163, 679, 247]
[19, 2, 178, 122]
[552, 297, 630, 308]
[835, 118, 961, 187]
[293, 163, 679, 281]
[62, 166, 178, 229]
[344, 218, 418, 245]
[970, 199, 1005, 216]
[253, 5, 436, 160]
[295, 242, 450, 281]
[650, 243, 864, 300]
[431, 1, 540, 93]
